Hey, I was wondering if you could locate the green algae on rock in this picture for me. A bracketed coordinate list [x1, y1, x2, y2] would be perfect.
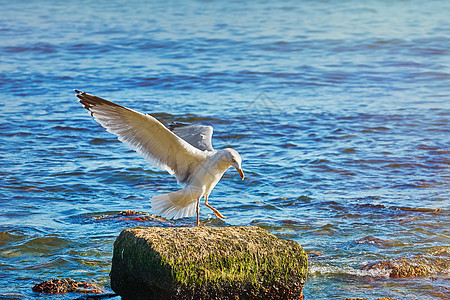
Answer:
[110, 226, 308, 299]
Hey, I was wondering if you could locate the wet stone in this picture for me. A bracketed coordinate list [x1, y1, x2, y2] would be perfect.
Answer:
[32, 278, 102, 294]
[110, 226, 308, 299]
[363, 256, 450, 278]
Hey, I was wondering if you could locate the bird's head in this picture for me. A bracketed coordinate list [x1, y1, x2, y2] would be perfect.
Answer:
[225, 148, 244, 180]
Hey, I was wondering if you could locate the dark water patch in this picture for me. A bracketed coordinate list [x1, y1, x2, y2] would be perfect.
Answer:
[52, 126, 89, 132]
[382, 163, 414, 169]
[390, 206, 444, 213]
[361, 126, 390, 133]
[2, 0, 450, 298]
[67, 42, 119, 54]
[276, 195, 313, 208]
[351, 202, 446, 217]
[233, 202, 279, 211]
[49, 171, 87, 178]
[313, 223, 339, 236]
[0, 231, 28, 248]
[249, 219, 309, 236]
[216, 132, 248, 142]
[2, 235, 71, 256]
[3, 42, 58, 54]
[342, 148, 357, 154]
[89, 138, 119, 145]
[279, 143, 301, 149]
[0, 131, 34, 137]
[325, 134, 357, 140]
[355, 236, 397, 248]
[74, 211, 172, 227]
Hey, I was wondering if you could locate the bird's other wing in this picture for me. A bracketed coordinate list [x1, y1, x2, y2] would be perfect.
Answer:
[75, 90, 206, 185]
[167, 122, 214, 151]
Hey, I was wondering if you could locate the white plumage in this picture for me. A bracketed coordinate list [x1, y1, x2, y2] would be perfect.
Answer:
[75, 90, 244, 225]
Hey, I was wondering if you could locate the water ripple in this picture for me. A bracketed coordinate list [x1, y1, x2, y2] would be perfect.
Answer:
[1, 0, 449, 299]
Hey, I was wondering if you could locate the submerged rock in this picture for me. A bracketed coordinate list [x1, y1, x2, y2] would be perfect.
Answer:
[32, 278, 102, 294]
[110, 226, 308, 299]
[363, 256, 449, 278]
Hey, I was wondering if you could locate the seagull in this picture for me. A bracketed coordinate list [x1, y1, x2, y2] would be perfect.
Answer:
[75, 90, 244, 226]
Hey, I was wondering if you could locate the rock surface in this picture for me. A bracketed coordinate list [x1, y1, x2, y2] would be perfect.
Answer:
[32, 278, 102, 294]
[363, 256, 449, 278]
[110, 226, 308, 299]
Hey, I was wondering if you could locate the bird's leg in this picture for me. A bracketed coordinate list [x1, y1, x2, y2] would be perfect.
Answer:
[204, 195, 227, 219]
[196, 198, 200, 227]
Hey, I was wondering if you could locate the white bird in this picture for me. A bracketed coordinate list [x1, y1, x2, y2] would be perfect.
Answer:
[75, 90, 244, 226]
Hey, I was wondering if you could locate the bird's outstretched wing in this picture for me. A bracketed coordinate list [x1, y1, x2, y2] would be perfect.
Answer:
[168, 122, 214, 151]
[75, 90, 206, 185]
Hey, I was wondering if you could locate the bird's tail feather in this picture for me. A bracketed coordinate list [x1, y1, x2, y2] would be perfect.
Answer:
[150, 187, 201, 220]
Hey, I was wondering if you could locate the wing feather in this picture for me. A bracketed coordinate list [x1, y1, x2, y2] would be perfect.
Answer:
[75, 90, 206, 185]
[168, 122, 214, 151]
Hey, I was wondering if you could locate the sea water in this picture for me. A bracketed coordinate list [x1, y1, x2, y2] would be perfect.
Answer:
[1, 0, 449, 299]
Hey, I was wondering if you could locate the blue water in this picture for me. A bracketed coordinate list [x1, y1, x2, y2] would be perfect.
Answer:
[1, 0, 449, 299]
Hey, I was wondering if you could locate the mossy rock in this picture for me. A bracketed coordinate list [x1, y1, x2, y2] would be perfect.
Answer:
[110, 226, 308, 299]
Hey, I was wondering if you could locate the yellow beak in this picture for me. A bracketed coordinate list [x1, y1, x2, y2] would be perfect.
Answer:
[237, 168, 245, 180]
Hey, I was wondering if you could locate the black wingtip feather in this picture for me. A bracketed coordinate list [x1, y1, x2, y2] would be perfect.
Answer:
[167, 122, 190, 131]
[74, 90, 132, 117]
[74, 89, 95, 115]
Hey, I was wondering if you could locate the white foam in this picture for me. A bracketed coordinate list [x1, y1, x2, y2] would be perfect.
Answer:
[308, 264, 391, 278]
